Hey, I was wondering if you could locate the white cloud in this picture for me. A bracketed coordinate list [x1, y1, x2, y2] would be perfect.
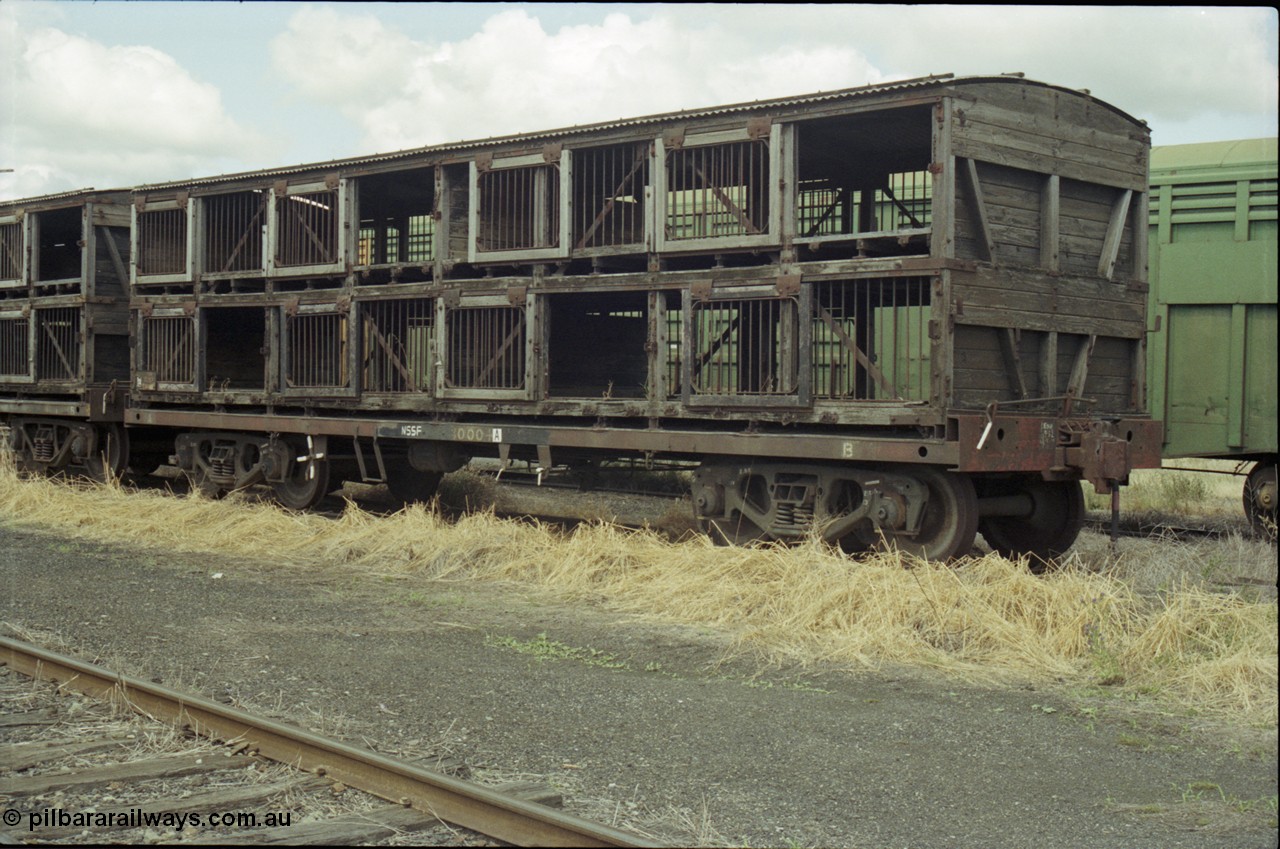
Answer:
[270, 8, 884, 152]
[4, 3, 1274, 201]
[1, 13, 264, 199]
[752, 6, 1277, 129]
[268, 5, 1275, 159]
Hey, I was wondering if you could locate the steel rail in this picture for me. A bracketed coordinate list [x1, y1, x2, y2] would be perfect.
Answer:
[0, 636, 658, 848]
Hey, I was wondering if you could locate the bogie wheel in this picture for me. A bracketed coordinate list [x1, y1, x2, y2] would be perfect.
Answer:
[385, 463, 444, 505]
[127, 453, 169, 478]
[1244, 462, 1277, 540]
[978, 478, 1085, 570]
[82, 424, 128, 482]
[875, 467, 978, 562]
[272, 455, 331, 510]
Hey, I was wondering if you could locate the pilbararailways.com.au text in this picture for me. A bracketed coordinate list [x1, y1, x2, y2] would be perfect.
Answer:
[7, 806, 293, 832]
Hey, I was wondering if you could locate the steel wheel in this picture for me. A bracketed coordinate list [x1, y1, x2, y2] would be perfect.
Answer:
[385, 463, 443, 505]
[979, 478, 1085, 569]
[272, 456, 331, 510]
[127, 453, 169, 477]
[82, 424, 128, 482]
[1244, 462, 1277, 539]
[877, 467, 978, 562]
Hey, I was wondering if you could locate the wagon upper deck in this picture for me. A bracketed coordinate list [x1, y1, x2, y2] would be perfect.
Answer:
[4, 74, 1163, 560]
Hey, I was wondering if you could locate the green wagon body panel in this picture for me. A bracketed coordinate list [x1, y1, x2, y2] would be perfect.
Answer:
[1148, 138, 1278, 460]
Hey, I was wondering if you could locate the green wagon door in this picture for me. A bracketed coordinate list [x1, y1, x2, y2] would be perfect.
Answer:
[1163, 303, 1277, 457]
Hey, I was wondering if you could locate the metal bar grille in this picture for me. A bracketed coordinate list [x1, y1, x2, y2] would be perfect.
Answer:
[665, 305, 683, 398]
[137, 209, 188, 276]
[811, 278, 931, 401]
[0, 223, 22, 281]
[446, 307, 525, 389]
[356, 215, 435, 266]
[477, 165, 560, 252]
[666, 141, 769, 240]
[0, 317, 27, 376]
[142, 316, 196, 384]
[796, 171, 932, 238]
[204, 191, 266, 273]
[796, 184, 847, 237]
[276, 190, 339, 267]
[573, 144, 648, 250]
[689, 297, 795, 395]
[361, 299, 434, 392]
[286, 312, 348, 388]
[878, 170, 931, 229]
[34, 307, 81, 382]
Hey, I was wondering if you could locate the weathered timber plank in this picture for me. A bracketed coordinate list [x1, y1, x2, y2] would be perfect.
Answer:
[0, 737, 134, 771]
[955, 111, 1145, 170]
[956, 86, 1145, 143]
[953, 304, 1141, 340]
[998, 327, 1030, 399]
[492, 779, 565, 809]
[955, 280, 1143, 317]
[961, 158, 996, 261]
[0, 709, 57, 728]
[952, 267, 1139, 302]
[19, 779, 322, 841]
[199, 805, 437, 845]
[3, 753, 256, 796]
[950, 138, 1145, 192]
[1098, 190, 1133, 279]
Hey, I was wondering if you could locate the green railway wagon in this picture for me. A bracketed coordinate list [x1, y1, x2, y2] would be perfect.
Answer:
[1147, 138, 1278, 533]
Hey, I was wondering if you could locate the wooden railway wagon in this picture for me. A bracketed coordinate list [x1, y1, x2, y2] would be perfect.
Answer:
[1146, 138, 1278, 533]
[10, 74, 1162, 560]
[0, 189, 134, 477]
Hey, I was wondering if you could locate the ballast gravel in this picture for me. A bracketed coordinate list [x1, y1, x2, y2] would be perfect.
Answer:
[1, 519, 1276, 848]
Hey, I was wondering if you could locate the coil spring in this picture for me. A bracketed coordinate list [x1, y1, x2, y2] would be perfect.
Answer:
[208, 445, 236, 482]
[32, 438, 55, 463]
[774, 503, 815, 530]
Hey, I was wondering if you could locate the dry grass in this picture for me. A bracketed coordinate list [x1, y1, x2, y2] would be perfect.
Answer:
[1, 455, 1275, 726]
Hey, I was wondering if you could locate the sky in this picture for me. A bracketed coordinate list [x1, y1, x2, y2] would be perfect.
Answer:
[1, 2, 1276, 202]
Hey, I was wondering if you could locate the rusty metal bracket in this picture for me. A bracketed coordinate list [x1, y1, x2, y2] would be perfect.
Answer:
[747, 116, 772, 140]
[542, 143, 562, 164]
[662, 127, 685, 150]
[775, 274, 801, 297]
[691, 280, 713, 301]
[506, 286, 527, 306]
[474, 152, 493, 173]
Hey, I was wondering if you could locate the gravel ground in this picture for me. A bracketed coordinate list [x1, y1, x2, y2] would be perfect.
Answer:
[2, 501, 1277, 848]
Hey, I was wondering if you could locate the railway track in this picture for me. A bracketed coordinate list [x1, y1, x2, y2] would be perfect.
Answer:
[0, 637, 656, 847]
[1082, 514, 1254, 543]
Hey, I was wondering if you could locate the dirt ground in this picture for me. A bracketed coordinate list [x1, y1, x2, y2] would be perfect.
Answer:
[1, 482, 1277, 848]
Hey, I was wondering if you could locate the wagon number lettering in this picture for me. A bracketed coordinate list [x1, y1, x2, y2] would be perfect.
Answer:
[453, 426, 502, 443]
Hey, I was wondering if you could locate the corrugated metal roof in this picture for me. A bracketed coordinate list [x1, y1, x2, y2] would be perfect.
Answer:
[135, 73, 1143, 193]
[0, 187, 130, 211]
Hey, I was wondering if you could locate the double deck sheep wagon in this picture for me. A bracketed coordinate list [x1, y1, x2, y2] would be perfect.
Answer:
[1, 74, 1162, 561]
